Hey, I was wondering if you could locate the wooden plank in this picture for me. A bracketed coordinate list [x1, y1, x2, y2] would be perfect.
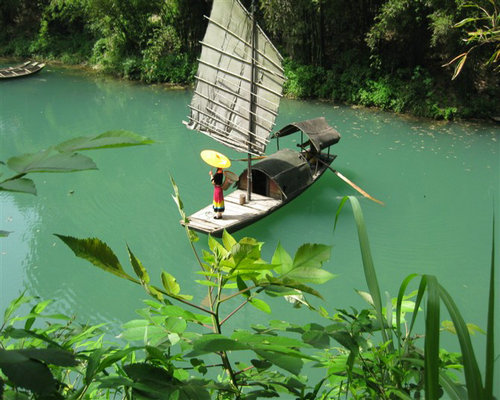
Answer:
[183, 189, 283, 235]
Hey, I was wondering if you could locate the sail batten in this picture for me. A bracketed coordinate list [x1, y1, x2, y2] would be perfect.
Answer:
[203, 16, 285, 74]
[186, 0, 285, 155]
[197, 59, 284, 99]
[200, 41, 286, 81]
[192, 89, 277, 132]
[188, 106, 269, 147]
[195, 75, 280, 115]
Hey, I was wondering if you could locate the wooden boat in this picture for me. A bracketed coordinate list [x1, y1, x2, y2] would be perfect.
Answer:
[0, 61, 45, 79]
[180, 0, 342, 237]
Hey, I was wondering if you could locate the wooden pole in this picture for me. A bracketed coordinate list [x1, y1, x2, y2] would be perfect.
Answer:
[247, 0, 258, 202]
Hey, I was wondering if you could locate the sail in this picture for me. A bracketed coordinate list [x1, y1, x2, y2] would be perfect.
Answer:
[185, 0, 285, 155]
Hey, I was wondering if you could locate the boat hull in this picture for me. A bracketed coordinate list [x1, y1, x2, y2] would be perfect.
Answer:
[0, 61, 45, 79]
[181, 153, 335, 237]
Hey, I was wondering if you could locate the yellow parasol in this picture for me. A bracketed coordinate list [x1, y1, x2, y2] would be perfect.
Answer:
[200, 150, 231, 169]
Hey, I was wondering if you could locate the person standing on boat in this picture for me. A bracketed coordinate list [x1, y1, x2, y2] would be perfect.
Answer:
[209, 168, 226, 219]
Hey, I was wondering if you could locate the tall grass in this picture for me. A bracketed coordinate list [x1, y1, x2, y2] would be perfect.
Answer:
[338, 196, 496, 399]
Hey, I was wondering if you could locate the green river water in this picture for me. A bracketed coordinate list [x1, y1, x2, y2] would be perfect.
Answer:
[1, 65, 499, 393]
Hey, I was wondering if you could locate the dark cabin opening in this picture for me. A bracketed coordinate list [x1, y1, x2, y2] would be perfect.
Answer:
[252, 170, 267, 196]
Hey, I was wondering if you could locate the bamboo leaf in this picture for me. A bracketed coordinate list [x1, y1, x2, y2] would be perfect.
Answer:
[424, 275, 440, 400]
[484, 215, 495, 399]
[438, 283, 483, 399]
[452, 54, 468, 80]
[344, 196, 389, 343]
[54, 235, 137, 282]
[396, 273, 419, 347]
[55, 130, 153, 152]
[0, 178, 36, 195]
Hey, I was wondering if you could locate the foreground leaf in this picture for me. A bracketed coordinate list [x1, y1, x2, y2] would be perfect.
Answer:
[55, 235, 137, 282]
[7, 149, 97, 174]
[0, 178, 36, 195]
[55, 130, 153, 152]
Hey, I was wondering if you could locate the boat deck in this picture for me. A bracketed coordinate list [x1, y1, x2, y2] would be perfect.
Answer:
[182, 189, 282, 236]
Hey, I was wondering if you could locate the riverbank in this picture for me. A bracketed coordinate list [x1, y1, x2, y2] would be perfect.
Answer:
[2, 54, 497, 123]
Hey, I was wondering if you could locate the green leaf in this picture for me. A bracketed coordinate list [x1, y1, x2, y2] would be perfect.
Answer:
[271, 242, 293, 274]
[55, 235, 137, 282]
[3, 292, 33, 324]
[0, 178, 36, 195]
[55, 130, 153, 152]
[254, 350, 303, 375]
[222, 230, 237, 251]
[161, 271, 180, 296]
[128, 245, 150, 284]
[292, 243, 331, 270]
[262, 276, 324, 299]
[119, 320, 166, 343]
[14, 348, 77, 367]
[342, 196, 390, 344]
[438, 283, 483, 398]
[7, 149, 97, 174]
[286, 267, 336, 284]
[0, 350, 57, 394]
[164, 316, 187, 334]
[424, 275, 440, 399]
[157, 305, 212, 325]
[187, 334, 249, 356]
[485, 215, 495, 399]
[249, 298, 271, 313]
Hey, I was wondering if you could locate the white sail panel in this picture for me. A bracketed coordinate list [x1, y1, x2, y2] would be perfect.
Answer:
[186, 0, 285, 155]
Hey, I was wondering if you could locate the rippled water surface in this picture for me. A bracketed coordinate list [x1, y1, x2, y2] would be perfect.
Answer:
[1, 65, 499, 392]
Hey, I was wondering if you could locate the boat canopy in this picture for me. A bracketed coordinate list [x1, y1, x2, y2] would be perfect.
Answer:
[273, 117, 341, 152]
[240, 148, 312, 199]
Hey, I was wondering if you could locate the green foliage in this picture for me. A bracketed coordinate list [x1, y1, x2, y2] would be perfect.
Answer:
[444, 0, 500, 79]
[0, 130, 152, 195]
[0, 192, 496, 398]
[1, 0, 498, 118]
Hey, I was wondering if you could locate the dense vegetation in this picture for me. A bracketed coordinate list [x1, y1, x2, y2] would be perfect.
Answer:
[0, 0, 498, 120]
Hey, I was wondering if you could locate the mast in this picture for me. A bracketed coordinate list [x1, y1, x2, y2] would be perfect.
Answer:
[247, 0, 258, 202]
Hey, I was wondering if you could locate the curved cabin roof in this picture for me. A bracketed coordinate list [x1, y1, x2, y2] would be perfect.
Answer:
[272, 117, 341, 152]
[242, 148, 312, 199]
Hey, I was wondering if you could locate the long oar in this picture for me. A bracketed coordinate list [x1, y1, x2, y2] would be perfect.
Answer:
[317, 159, 384, 206]
[230, 156, 267, 162]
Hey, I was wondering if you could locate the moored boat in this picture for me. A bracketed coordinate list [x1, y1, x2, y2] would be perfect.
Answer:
[0, 61, 45, 79]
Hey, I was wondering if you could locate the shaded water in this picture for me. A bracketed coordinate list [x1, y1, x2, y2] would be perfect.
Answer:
[1, 66, 499, 392]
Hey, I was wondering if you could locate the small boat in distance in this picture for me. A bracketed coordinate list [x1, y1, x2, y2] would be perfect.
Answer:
[0, 61, 45, 79]
[180, 0, 380, 237]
